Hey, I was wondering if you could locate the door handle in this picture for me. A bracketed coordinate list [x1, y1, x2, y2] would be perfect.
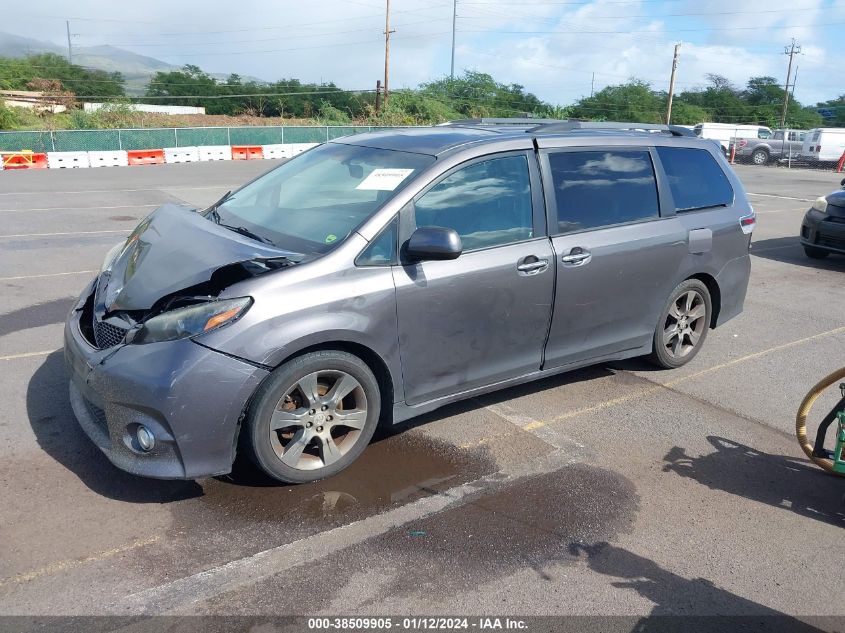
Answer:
[561, 248, 591, 265]
[516, 257, 549, 274]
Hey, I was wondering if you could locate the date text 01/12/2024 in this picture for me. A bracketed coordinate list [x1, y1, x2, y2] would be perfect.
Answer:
[307, 617, 529, 630]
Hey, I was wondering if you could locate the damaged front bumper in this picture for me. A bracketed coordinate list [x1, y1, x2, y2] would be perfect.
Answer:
[64, 283, 269, 480]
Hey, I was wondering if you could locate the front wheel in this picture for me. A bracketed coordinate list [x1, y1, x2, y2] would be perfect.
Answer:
[244, 350, 381, 483]
[649, 279, 712, 369]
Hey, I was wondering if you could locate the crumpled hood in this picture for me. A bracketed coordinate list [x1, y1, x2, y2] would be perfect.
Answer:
[827, 189, 845, 210]
[98, 203, 295, 311]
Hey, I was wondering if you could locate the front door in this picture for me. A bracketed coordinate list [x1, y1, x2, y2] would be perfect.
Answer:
[393, 152, 554, 405]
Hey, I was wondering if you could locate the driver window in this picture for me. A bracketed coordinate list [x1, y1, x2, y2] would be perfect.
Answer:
[413, 155, 534, 251]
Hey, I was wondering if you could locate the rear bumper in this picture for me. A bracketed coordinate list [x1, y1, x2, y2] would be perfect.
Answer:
[714, 254, 751, 326]
[64, 300, 269, 480]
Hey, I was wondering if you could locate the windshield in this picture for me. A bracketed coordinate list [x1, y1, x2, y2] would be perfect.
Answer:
[210, 142, 434, 255]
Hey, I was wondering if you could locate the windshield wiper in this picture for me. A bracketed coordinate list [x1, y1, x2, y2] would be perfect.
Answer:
[219, 224, 276, 246]
[206, 190, 233, 222]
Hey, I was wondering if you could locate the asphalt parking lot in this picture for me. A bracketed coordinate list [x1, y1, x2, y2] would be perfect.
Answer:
[0, 160, 843, 626]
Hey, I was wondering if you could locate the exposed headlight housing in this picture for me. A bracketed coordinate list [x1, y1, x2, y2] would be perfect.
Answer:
[812, 197, 828, 214]
[130, 297, 252, 345]
[100, 242, 125, 272]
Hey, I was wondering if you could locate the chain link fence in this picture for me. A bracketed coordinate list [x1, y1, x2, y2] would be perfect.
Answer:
[0, 126, 395, 152]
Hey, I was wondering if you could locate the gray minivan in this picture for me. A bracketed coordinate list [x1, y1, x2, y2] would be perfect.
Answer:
[64, 120, 754, 483]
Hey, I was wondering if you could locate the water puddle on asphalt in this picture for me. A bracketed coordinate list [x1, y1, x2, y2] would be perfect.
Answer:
[170, 430, 496, 540]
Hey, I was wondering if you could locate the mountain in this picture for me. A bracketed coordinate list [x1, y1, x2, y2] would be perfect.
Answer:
[0, 32, 266, 95]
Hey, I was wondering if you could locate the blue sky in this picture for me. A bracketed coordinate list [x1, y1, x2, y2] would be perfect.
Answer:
[4, 0, 844, 109]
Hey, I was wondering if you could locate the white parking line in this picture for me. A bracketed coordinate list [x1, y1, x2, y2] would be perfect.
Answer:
[748, 192, 814, 202]
[0, 186, 236, 196]
[0, 229, 128, 239]
[0, 350, 56, 361]
[0, 204, 158, 213]
[0, 270, 96, 282]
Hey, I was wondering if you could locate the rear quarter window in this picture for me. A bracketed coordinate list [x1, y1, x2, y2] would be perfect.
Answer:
[656, 147, 734, 212]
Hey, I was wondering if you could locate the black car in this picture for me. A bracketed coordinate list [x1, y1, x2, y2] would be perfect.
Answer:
[801, 178, 845, 259]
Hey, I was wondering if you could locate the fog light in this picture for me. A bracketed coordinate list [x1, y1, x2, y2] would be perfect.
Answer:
[136, 425, 155, 452]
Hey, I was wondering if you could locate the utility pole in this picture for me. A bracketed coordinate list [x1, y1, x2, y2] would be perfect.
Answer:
[383, 0, 394, 107]
[450, 0, 457, 80]
[780, 39, 801, 127]
[66, 20, 73, 63]
[665, 43, 680, 124]
[590, 72, 595, 98]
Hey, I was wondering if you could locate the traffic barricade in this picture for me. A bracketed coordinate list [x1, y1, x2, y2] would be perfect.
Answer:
[47, 151, 90, 169]
[198, 145, 232, 161]
[1, 151, 48, 169]
[164, 146, 200, 164]
[88, 150, 129, 168]
[126, 149, 165, 166]
[231, 145, 264, 160]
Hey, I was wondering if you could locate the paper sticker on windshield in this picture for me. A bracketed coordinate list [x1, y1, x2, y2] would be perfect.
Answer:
[356, 168, 414, 191]
[325, 234, 338, 244]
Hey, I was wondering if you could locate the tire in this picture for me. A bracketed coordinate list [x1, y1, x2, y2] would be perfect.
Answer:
[803, 245, 829, 259]
[649, 279, 712, 369]
[243, 350, 381, 484]
[751, 149, 769, 165]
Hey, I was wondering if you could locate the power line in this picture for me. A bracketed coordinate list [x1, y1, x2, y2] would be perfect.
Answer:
[460, 21, 845, 36]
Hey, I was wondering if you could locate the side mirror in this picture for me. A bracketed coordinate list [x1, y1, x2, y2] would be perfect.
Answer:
[405, 227, 462, 262]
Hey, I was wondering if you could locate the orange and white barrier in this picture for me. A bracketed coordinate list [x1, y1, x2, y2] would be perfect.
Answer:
[127, 149, 165, 166]
[232, 145, 264, 160]
[2, 151, 48, 169]
[1, 142, 323, 172]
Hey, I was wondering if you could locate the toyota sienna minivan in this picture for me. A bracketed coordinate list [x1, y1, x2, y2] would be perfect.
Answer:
[65, 120, 754, 483]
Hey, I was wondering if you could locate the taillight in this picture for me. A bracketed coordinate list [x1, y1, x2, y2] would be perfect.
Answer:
[739, 139, 748, 147]
[817, 145, 822, 152]
[740, 211, 756, 235]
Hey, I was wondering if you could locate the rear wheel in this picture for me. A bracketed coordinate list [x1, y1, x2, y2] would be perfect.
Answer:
[244, 350, 381, 483]
[803, 245, 829, 259]
[649, 279, 712, 369]
[751, 149, 769, 165]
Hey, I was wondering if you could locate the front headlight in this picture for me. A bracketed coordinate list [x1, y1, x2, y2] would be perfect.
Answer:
[812, 197, 828, 213]
[131, 297, 252, 345]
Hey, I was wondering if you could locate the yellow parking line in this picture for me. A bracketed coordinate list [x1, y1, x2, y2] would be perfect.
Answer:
[0, 350, 57, 361]
[0, 536, 160, 588]
[0, 270, 95, 282]
[523, 324, 845, 433]
[663, 325, 845, 388]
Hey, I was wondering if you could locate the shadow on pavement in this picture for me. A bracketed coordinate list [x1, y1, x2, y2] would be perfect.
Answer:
[570, 541, 832, 632]
[663, 436, 845, 528]
[751, 237, 845, 271]
[0, 297, 75, 338]
[26, 350, 203, 503]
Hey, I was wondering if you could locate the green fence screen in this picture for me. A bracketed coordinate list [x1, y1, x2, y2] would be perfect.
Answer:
[0, 126, 391, 152]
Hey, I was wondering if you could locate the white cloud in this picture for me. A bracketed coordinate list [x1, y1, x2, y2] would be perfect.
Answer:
[2, 0, 843, 107]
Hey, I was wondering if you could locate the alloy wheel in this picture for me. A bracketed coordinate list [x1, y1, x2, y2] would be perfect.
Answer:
[269, 370, 368, 471]
[662, 290, 707, 359]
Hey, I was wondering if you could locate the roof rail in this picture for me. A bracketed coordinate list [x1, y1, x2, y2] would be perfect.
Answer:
[438, 118, 565, 126]
[530, 121, 695, 137]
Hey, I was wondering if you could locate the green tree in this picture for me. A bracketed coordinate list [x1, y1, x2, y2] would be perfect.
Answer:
[0, 53, 124, 99]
